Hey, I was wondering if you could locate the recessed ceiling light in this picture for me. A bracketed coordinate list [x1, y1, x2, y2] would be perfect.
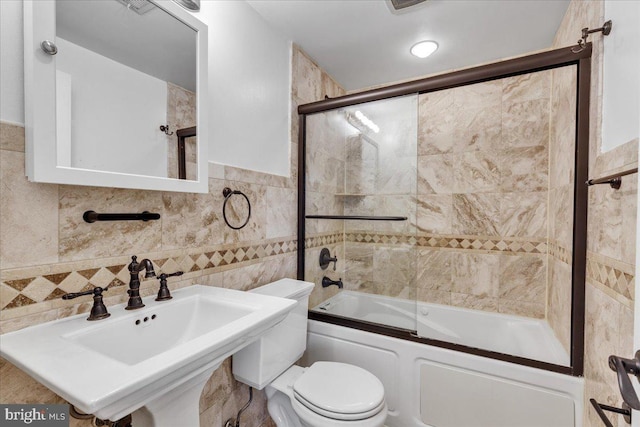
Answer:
[410, 40, 438, 58]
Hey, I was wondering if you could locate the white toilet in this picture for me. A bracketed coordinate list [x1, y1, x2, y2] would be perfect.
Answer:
[232, 279, 387, 427]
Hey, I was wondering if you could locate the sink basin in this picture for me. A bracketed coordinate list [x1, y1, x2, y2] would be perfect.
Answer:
[0, 285, 296, 426]
[65, 295, 255, 365]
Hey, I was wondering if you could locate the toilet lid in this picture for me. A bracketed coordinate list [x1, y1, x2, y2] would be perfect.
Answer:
[293, 362, 385, 421]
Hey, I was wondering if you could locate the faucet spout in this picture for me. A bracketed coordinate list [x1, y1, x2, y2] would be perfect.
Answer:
[126, 255, 156, 310]
[322, 276, 343, 289]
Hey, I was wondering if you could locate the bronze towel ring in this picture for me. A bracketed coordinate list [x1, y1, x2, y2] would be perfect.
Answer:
[222, 187, 251, 230]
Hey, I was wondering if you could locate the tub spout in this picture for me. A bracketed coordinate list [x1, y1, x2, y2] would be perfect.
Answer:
[322, 276, 343, 289]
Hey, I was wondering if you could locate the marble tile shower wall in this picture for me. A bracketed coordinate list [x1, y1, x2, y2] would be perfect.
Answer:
[551, 1, 637, 426]
[334, 72, 552, 319]
[298, 51, 348, 308]
[0, 45, 337, 427]
[547, 63, 578, 354]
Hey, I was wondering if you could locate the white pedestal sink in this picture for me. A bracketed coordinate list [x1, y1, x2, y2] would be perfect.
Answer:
[0, 285, 296, 426]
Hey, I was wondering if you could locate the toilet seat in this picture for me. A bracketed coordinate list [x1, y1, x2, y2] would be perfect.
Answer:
[292, 362, 386, 421]
[290, 393, 388, 427]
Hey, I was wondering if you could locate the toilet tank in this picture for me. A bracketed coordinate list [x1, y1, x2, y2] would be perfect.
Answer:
[232, 279, 315, 389]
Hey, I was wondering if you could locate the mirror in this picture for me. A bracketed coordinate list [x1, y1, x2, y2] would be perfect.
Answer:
[24, 0, 208, 193]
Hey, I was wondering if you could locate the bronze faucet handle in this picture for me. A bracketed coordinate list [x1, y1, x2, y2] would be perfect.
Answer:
[156, 271, 184, 301]
[62, 287, 111, 321]
[162, 271, 184, 279]
[62, 286, 108, 300]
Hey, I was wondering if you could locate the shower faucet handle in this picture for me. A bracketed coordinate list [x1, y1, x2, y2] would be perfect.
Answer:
[319, 248, 338, 271]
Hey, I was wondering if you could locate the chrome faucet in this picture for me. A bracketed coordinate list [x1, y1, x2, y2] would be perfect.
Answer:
[126, 255, 156, 310]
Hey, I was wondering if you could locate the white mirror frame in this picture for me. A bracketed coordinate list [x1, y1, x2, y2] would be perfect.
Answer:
[23, 0, 208, 193]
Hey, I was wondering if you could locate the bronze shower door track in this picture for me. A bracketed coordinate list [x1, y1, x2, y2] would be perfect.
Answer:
[297, 44, 592, 377]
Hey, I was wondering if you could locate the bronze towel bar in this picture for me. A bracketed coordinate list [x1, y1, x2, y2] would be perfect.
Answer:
[586, 167, 638, 189]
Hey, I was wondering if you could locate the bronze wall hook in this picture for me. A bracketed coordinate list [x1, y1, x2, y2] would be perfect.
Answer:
[572, 20, 612, 53]
[159, 124, 174, 135]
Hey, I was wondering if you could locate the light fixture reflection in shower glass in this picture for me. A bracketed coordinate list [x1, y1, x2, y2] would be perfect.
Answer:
[410, 40, 438, 58]
[354, 111, 380, 133]
[173, 0, 200, 11]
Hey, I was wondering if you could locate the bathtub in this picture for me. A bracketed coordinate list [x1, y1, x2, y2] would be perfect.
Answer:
[306, 292, 583, 427]
[314, 290, 569, 365]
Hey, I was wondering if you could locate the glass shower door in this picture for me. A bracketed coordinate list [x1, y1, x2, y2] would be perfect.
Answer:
[414, 66, 577, 368]
[304, 94, 419, 332]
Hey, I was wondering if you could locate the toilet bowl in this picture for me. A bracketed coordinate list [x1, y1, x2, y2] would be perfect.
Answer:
[267, 363, 387, 427]
[232, 279, 388, 427]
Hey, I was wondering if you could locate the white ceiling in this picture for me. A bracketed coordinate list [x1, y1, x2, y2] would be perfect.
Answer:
[247, 0, 571, 91]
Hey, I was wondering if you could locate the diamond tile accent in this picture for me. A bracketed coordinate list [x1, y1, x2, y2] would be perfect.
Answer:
[246, 247, 257, 260]
[91, 268, 117, 288]
[43, 272, 71, 285]
[1, 237, 298, 313]
[45, 288, 67, 301]
[5, 278, 35, 292]
[584, 250, 635, 302]
[77, 268, 100, 280]
[0, 283, 20, 310]
[21, 277, 56, 303]
[2, 231, 631, 316]
[106, 265, 126, 276]
[496, 241, 508, 251]
[210, 251, 223, 266]
[59, 272, 89, 294]
[235, 248, 246, 262]
[5, 294, 37, 309]
[509, 242, 522, 252]
[180, 255, 197, 271]
[223, 250, 235, 264]
[195, 254, 209, 269]
[108, 277, 126, 288]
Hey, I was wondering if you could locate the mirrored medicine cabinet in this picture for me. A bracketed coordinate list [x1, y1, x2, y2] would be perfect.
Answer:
[24, 0, 209, 193]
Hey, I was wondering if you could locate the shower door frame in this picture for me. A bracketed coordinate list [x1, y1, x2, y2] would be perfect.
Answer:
[297, 44, 592, 377]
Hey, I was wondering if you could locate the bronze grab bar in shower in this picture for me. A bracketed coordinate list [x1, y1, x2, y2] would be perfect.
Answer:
[586, 167, 638, 189]
[305, 215, 407, 221]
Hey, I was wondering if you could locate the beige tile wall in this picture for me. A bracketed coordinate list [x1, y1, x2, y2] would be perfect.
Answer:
[0, 119, 293, 426]
[306, 71, 552, 319]
[306, 13, 636, 425]
[550, 0, 638, 426]
[0, 44, 332, 427]
[547, 62, 579, 354]
[295, 47, 349, 308]
[413, 72, 551, 317]
[302, 11, 637, 416]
